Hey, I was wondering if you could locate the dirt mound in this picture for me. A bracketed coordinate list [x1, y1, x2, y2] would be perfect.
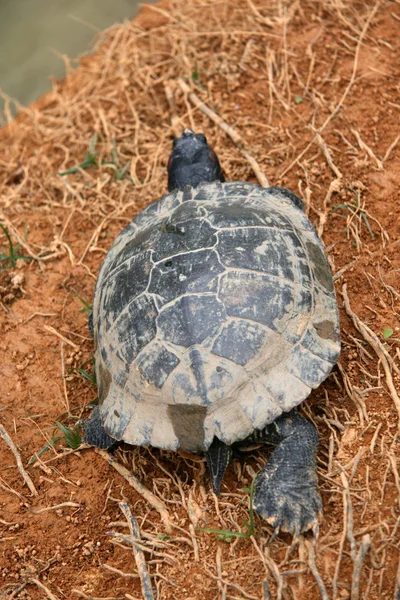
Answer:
[0, 0, 399, 598]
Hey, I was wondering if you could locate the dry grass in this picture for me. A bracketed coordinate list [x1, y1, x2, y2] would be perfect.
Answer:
[0, 0, 400, 598]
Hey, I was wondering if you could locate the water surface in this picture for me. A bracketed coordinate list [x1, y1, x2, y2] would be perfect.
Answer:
[0, 0, 142, 111]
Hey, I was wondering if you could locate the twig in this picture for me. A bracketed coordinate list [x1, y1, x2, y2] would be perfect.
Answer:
[60, 342, 71, 414]
[388, 452, 400, 509]
[382, 134, 400, 163]
[262, 579, 271, 600]
[101, 564, 139, 578]
[246, 0, 275, 27]
[216, 547, 227, 600]
[333, 259, 358, 282]
[33, 445, 86, 467]
[337, 362, 368, 427]
[43, 325, 78, 349]
[318, 178, 342, 238]
[29, 579, 59, 600]
[0, 424, 38, 496]
[144, 3, 192, 30]
[119, 501, 154, 600]
[351, 534, 371, 600]
[29, 502, 80, 514]
[342, 284, 400, 426]
[0, 213, 41, 262]
[22, 312, 58, 325]
[178, 79, 270, 187]
[108, 532, 177, 564]
[306, 539, 330, 600]
[0, 475, 26, 501]
[204, 567, 259, 600]
[189, 523, 199, 562]
[280, 1, 381, 179]
[78, 212, 117, 265]
[315, 133, 342, 179]
[341, 472, 357, 561]
[73, 592, 124, 600]
[369, 422, 382, 455]
[320, 2, 380, 128]
[251, 538, 283, 600]
[351, 129, 383, 170]
[164, 84, 181, 137]
[395, 552, 400, 600]
[96, 449, 173, 533]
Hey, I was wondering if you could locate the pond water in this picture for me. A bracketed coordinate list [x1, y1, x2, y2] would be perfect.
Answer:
[0, 0, 144, 111]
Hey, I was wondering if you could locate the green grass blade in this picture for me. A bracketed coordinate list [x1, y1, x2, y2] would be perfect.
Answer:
[75, 294, 92, 315]
[77, 367, 97, 386]
[28, 436, 62, 464]
[115, 162, 130, 180]
[198, 527, 249, 541]
[55, 421, 82, 450]
[59, 134, 99, 175]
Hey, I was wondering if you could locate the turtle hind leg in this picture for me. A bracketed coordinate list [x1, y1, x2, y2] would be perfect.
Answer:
[82, 406, 118, 450]
[205, 437, 233, 495]
[253, 410, 322, 539]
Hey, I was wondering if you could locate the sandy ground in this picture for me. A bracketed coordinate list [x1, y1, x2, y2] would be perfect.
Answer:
[0, 0, 399, 598]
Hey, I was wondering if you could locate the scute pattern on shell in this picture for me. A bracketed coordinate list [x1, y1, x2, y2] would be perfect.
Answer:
[92, 182, 340, 452]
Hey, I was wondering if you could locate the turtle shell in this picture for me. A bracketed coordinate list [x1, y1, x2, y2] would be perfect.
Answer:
[92, 182, 340, 452]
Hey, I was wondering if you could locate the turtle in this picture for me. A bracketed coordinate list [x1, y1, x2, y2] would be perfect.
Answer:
[83, 128, 341, 537]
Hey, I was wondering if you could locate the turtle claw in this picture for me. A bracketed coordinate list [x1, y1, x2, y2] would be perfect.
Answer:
[253, 467, 322, 539]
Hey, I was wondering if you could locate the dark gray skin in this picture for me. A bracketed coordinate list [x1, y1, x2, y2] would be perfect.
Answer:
[84, 129, 322, 538]
[167, 128, 225, 192]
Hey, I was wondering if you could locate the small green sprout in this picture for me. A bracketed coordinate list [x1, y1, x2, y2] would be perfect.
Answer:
[75, 294, 92, 316]
[59, 136, 131, 180]
[74, 354, 97, 387]
[77, 367, 96, 386]
[295, 96, 304, 104]
[191, 62, 206, 90]
[0, 224, 35, 269]
[59, 134, 99, 175]
[101, 139, 131, 180]
[28, 435, 62, 465]
[28, 420, 82, 464]
[332, 186, 375, 239]
[331, 202, 375, 238]
[382, 328, 393, 340]
[55, 421, 82, 450]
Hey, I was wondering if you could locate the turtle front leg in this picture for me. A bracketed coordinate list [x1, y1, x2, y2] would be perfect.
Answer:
[82, 406, 118, 450]
[253, 410, 322, 539]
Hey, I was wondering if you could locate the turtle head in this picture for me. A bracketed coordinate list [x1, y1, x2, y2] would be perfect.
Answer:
[167, 128, 225, 192]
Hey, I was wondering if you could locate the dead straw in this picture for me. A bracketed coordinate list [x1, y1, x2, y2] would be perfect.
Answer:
[0, 424, 38, 496]
[342, 284, 400, 425]
[96, 449, 173, 533]
[306, 540, 330, 600]
[395, 554, 400, 600]
[29, 579, 59, 600]
[351, 534, 371, 600]
[119, 501, 154, 600]
[280, 0, 381, 179]
[178, 79, 270, 187]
